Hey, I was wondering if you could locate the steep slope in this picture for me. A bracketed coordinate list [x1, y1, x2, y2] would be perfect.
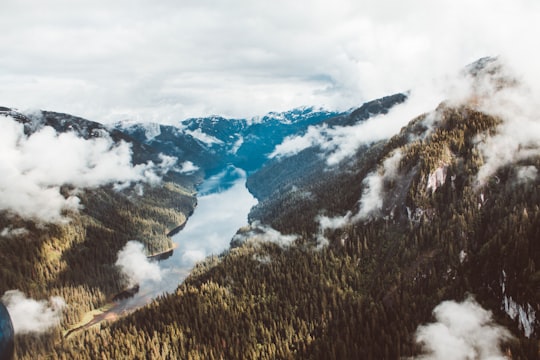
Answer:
[115, 107, 345, 178]
[0, 108, 197, 358]
[50, 64, 540, 358]
[247, 93, 407, 233]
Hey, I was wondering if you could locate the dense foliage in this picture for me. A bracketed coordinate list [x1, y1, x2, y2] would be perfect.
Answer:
[2, 89, 539, 359]
[1, 180, 197, 359]
[16, 104, 536, 359]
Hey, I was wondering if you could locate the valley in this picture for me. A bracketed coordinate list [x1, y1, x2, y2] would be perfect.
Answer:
[1, 59, 539, 359]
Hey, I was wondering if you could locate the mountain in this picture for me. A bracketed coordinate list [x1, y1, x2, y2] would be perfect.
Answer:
[2, 58, 539, 359]
[0, 107, 198, 357]
[41, 60, 539, 359]
[115, 107, 346, 177]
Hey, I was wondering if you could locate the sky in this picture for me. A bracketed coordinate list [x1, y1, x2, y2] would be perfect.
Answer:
[1, 0, 539, 124]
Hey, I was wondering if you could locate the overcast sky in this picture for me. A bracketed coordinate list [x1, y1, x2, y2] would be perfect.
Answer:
[1, 0, 539, 124]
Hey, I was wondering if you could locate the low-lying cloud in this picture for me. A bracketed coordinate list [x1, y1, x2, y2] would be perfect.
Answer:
[115, 241, 163, 287]
[231, 221, 298, 248]
[0, 226, 29, 238]
[1, 290, 66, 335]
[0, 115, 174, 222]
[414, 296, 512, 360]
[270, 89, 441, 165]
[474, 78, 540, 185]
[178, 161, 200, 174]
[317, 150, 403, 240]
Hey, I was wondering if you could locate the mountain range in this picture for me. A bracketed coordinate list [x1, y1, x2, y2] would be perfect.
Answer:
[0, 57, 539, 359]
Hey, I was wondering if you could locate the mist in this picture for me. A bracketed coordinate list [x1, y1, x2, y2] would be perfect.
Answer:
[414, 296, 512, 360]
[231, 221, 298, 248]
[0, 115, 174, 222]
[115, 241, 163, 287]
[474, 76, 540, 186]
[1, 290, 66, 335]
[317, 149, 403, 237]
[270, 91, 441, 165]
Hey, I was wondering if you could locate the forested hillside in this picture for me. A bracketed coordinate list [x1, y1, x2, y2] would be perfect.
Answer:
[35, 94, 540, 358]
[0, 109, 198, 359]
[3, 58, 540, 359]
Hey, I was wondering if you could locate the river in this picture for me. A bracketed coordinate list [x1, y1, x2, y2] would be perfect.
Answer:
[116, 166, 258, 312]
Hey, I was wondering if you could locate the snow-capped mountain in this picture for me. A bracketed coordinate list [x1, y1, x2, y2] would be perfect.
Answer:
[115, 106, 347, 176]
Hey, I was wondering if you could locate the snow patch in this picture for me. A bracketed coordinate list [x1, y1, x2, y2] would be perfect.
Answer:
[500, 270, 537, 337]
[427, 165, 448, 193]
[185, 128, 223, 145]
[143, 122, 161, 140]
[178, 161, 199, 174]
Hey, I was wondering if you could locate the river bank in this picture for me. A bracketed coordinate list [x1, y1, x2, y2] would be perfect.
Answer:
[64, 168, 257, 338]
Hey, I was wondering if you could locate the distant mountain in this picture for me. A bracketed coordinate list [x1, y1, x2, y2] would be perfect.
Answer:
[4, 58, 539, 359]
[247, 93, 407, 205]
[63, 59, 539, 359]
[115, 107, 346, 177]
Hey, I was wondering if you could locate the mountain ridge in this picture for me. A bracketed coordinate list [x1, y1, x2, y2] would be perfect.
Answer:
[2, 58, 539, 358]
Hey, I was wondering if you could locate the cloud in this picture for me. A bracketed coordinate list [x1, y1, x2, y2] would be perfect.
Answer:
[115, 241, 163, 287]
[178, 161, 199, 174]
[185, 128, 224, 146]
[356, 171, 385, 219]
[317, 212, 354, 231]
[1, 290, 66, 335]
[317, 149, 403, 241]
[270, 90, 440, 165]
[231, 221, 298, 248]
[414, 296, 512, 360]
[269, 124, 327, 159]
[0, 115, 172, 222]
[472, 74, 540, 185]
[516, 166, 538, 183]
[0, 0, 539, 123]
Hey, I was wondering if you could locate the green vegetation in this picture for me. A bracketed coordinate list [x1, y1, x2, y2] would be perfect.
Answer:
[11, 105, 535, 359]
[3, 104, 539, 359]
[0, 181, 196, 359]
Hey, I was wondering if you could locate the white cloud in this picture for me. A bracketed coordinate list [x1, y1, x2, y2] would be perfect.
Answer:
[0, 0, 538, 123]
[185, 128, 224, 146]
[269, 124, 328, 159]
[231, 221, 298, 248]
[1, 290, 66, 334]
[516, 166, 538, 183]
[0, 115, 173, 222]
[355, 171, 385, 220]
[414, 296, 512, 360]
[115, 241, 163, 287]
[178, 161, 199, 174]
[474, 79, 540, 185]
[270, 89, 441, 165]
[317, 149, 403, 240]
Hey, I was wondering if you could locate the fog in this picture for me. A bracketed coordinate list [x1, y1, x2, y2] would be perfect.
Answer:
[116, 241, 163, 287]
[0, 115, 173, 222]
[414, 297, 512, 360]
[1, 290, 65, 335]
